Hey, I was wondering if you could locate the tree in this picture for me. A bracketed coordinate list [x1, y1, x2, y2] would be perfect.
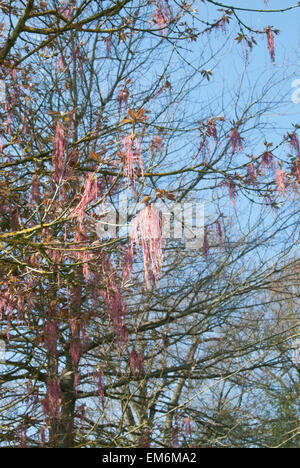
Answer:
[0, 0, 299, 448]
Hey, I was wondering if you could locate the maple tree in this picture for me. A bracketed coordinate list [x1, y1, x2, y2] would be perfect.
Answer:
[0, 0, 299, 448]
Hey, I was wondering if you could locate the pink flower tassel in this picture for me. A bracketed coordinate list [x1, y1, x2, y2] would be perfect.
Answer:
[265, 27, 275, 65]
[130, 205, 163, 289]
[230, 128, 243, 154]
[71, 173, 98, 226]
[52, 122, 66, 183]
[275, 169, 288, 196]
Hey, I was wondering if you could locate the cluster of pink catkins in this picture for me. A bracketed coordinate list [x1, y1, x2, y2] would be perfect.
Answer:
[71, 172, 98, 226]
[130, 204, 163, 289]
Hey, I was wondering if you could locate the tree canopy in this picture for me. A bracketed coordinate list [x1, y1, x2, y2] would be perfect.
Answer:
[0, 0, 299, 448]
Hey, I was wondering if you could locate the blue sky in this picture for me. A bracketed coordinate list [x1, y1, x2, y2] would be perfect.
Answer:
[206, 0, 300, 127]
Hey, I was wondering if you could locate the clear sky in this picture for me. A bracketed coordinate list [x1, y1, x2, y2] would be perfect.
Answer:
[205, 0, 300, 129]
[176, 0, 300, 253]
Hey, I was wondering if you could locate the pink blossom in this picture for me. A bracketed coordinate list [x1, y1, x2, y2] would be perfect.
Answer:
[220, 178, 237, 207]
[246, 162, 257, 184]
[10, 207, 21, 231]
[102, 260, 127, 344]
[70, 325, 81, 368]
[207, 118, 218, 142]
[288, 131, 300, 158]
[22, 111, 28, 135]
[288, 132, 300, 182]
[80, 320, 89, 350]
[117, 87, 129, 117]
[230, 128, 243, 154]
[150, 135, 163, 153]
[71, 173, 98, 226]
[265, 27, 275, 64]
[106, 35, 112, 57]
[42, 376, 61, 422]
[58, 56, 65, 71]
[172, 422, 179, 448]
[155, 2, 172, 35]
[72, 44, 78, 62]
[162, 332, 169, 350]
[57, 4, 71, 20]
[44, 321, 58, 359]
[134, 137, 144, 180]
[98, 369, 105, 408]
[123, 135, 134, 184]
[215, 219, 223, 247]
[130, 348, 144, 376]
[122, 247, 133, 283]
[40, 427, 46, 445]
[123, 135, 144, 191]
[5, 101, 11, 135]
[19, 425, 27, 448]
[52, 122, 66, 183]
[202, 228, 209, 257]
[291, 160, 300, 182]
[12, 69, 17, 82]
[140, 429, 152, 448]
[82, 251, 91, 283]
[194, 135, 210, 161]
[64, 8, 71, 20]
[77, 405, 86, 423]
[130, 205, 163, 288]
[182, 417, 192, 436]
[218, 15, 228, 33]
[31, 173, 40, 201]
[228, 179, 237, 206]
[156, 7, 166, 34]
[111, 287, 123, 336]
[119, 323, 128, 347]
[17, 291, 24, 322]
[275, 169, 287, 195]
[261, 151, 276, 170]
